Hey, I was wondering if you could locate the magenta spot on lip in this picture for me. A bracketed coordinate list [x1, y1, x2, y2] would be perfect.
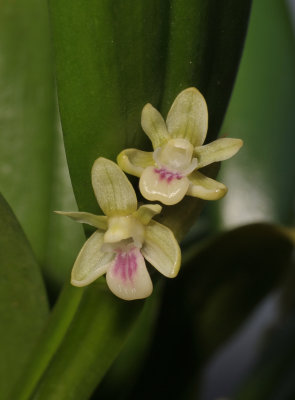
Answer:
[154, 167, 182, 183]
[113, 248, 138, 281]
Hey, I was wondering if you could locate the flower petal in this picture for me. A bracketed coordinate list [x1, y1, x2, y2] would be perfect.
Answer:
[141, 103, 169, 149]
[55, 211, 107, 230]
[141, 220, 181, 278]
[166, 87, 208, 146]
[194, 138, 243, 168]
[71, 230, 114, 287]
[117, 149, 155, 178]
[133, 204, 162, 225]
[92, 157, 137, 216]
[187, 170, 227, 200]
[139, 166, 190, 205]
[106, 247, 153, 300]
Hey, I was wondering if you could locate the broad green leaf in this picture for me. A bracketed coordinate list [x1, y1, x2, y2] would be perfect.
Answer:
[48, 0, 170, 214]
[216, 0, 295, 228]
[234, 260, 295, 400]
[130, 223, 294, 399]
[0, 0, 84, 289]
[234, 231, 295, 400]
[0, 193, 49, 400]
[189, 224, 293, 357]
[0, 0, 55, 260]
[32, 282, 143, 400]
[235, 312, 295, 400]
[160, 0, 252, 143]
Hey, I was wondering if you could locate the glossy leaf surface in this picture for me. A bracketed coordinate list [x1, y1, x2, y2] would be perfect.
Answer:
[0, 0, 84, 289]
[0, 0, 55, 259]
[130, 223, 294, 399]
[0, 194, 49, 399]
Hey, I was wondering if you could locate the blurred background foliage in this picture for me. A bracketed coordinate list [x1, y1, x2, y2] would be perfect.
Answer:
[0, 0, 294, 399]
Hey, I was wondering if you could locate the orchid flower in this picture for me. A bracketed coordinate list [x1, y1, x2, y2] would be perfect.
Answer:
[56, 158, 181, 301]
[118, 87, 243, 205]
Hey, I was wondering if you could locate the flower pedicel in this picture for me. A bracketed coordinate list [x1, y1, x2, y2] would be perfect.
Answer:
[118, 87, 243, 205]
[56, 158, 180, 301]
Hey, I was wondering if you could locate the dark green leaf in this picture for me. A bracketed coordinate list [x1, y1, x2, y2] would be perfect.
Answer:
[235, 300, 295, 400]
[130, 223, 294, 399]
[0, 193, 49, 399]
[160, 0, 252, 143]
[48, 0, 170, 214]
[184, 223, 293, 358]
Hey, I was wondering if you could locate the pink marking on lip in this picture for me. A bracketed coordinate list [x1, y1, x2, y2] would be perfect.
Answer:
[154, 167, 182, 183]
[113, 248, 138, 281]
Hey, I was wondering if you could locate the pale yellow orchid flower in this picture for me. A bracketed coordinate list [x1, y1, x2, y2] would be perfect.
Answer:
[118, 87, 243, 205]
[56, 158, 181, 301]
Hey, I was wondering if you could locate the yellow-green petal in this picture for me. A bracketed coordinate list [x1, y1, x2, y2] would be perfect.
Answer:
[71, 231, 114, 287]
[141, 220, 181, 278]
[166, 87, 208, 146]
[133, 204, 162, 225]
[194, 138, 243, 168]
[55, 211, 107, 230]
[92, 157, 137, 216]
[141, 103, 169, 149]
[187, 170, 227, 200]
[117, 149, 155, 178]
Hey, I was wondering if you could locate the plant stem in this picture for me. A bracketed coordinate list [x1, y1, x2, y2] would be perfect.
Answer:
[10, 282, 84, 400]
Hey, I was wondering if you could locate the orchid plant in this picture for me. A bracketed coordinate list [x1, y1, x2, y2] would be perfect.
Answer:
[4, 2, 293, 400]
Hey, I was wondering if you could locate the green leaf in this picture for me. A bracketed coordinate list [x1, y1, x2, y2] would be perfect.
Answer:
[0, 193, 49, 400]
[48, 0, 170, 214]
[0, 0, 84, 289]
[160, 0, 252, 143]
[32, 282, 143, 400]
[0, 0, 55, 260]
[130, 223, 293, 399]
[10, 283, 83, 400]
[189, 224, 294, 357]
[234, 312, 295, 400]
[216, 0, 295, 228]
